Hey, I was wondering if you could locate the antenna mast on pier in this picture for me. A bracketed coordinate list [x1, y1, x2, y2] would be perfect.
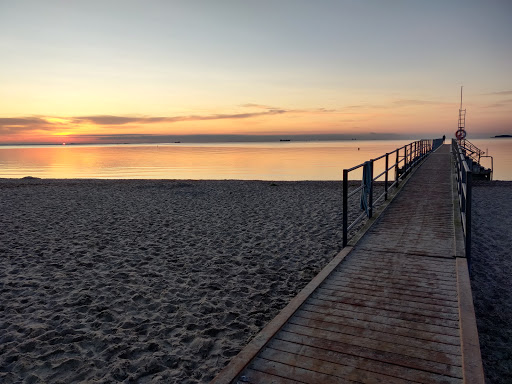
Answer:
[456, 86, 467, 141]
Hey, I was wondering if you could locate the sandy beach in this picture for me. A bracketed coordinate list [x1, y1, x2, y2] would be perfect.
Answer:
[0, 179, 357, 383]
[470, 181, 512, 384]
[1, 178, 509, 383]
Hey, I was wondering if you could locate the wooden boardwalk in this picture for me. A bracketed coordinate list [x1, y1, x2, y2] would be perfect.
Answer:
[212, 144, 484, 383]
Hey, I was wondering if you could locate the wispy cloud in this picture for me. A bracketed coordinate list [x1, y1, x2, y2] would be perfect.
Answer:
[482, 99, 512, 108]
[71, 110, 288, 126]
[239, 103, 278, 109]
[0, 117, 55, 133]
[0, 104, 343, 134]
[0, 109, 288, 133]
[484, 90, 512, 96]
[393, 99, 450, 107]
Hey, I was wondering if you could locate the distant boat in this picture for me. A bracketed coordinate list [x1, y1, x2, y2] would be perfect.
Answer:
[280, 139, 291, 142]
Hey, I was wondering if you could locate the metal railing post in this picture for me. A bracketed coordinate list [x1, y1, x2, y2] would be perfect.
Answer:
[395, 150, 399, 185]
[343, 169, 348, 247]
[384, 153, 389, 201]
[466, 168, 472, 271]
[404, 146, 408, 175]
[461, 159, 466, 215]
[369, 159, 374, 218]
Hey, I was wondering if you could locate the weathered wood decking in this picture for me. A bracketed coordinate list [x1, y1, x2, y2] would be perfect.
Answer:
[212, 144, 484, 383]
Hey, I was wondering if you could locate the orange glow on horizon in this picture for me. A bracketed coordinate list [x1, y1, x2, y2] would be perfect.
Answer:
[0, 99, 508, 145]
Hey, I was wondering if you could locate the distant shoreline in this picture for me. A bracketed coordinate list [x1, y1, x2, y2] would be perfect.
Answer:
[1, 136, 510, 147]
[493, 134, 512, 138]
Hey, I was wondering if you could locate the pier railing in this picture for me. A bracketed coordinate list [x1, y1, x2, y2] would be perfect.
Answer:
[342, 139, 434, 246]
[452, 138, 472, 269]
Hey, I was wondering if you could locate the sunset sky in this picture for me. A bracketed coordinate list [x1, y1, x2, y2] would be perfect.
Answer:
[1, 0, 511, 144]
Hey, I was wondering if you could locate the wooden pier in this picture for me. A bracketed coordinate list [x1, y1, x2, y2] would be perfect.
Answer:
[212, 144, 484, 384]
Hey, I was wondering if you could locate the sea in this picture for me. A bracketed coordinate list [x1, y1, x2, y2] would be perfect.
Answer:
[1, 138, 511, 181]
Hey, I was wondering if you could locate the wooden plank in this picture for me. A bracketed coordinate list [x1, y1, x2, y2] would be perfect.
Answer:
[322, 279, 459, 303]
[296, 308, 461, 345]
[301, 303, 460, 337]
[314, 288, 459, 316]
[289, 315, 461, 355]
[456, 258, 485, 383]
[258, 347, 414, 384]
[312, 292, 460, 321]
[346, 257, 457, 274]
[249, 357, 357, 384]
[335, 265, 458, 286]
[341, 260, 457, 279]
[327, 272, 457, 292]
[210, 246, 353, 384]
[350, 258, 456, 278]
[276, 330, 463, 378]
[309, 297, 460, 328]
[317, 285, 459, 309]
[332, 259, 453, 276]
[267, 338, 463, 384]
[282, 323, 462, 367]
[241, 368, 303, 384]
[354, 246, 455, 259]
[326, 274, 458, 296]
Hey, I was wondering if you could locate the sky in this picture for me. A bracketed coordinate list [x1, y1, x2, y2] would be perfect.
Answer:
[1, 0, 511, 144]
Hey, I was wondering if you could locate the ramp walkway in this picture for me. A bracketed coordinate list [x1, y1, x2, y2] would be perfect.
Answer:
[212, 144, 484, 383]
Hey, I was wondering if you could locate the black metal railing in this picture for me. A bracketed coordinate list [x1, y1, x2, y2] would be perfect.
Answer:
[452, 138, 472, 270]
[459, 138, 494, 180]
[342, 139, 434, 246]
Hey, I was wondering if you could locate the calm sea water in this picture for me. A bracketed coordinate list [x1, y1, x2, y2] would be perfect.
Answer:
[1, 139, 511, 181]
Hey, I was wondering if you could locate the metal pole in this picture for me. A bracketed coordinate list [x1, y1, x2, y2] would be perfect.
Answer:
[369, 160, 374, 219]
[461, 160, 466, 215]
[395, 149, 399, 185]
[343, 169, 348, 247]
[466, 168, 472, 272]
[385, 153, 389, 200]
[404, 146, 408, 175]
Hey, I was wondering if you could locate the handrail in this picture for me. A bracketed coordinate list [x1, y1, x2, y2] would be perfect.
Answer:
[452, 139, 472, 271]
[342, 139, 435, 246]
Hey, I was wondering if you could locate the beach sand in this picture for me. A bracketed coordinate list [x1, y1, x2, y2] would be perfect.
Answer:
[471, 181, 512, 384]
[1, 179, 362, 383]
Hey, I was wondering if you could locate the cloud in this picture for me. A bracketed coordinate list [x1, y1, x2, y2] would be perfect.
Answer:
[0, 117, 55, 133]
[0, 109, 288, 132]
[482, 99, 512, 108]
[340, 104, 387, 111]
[393, 99, 449, 107]
[240, 103, 278, 109]
[484, 90, 512, 96]
[72, 116, 152, 125]
[72, 109, 288, 126]
[0, 104, 338, 135]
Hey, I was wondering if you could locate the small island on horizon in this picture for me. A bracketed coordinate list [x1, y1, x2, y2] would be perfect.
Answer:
[494, 134, 512, 138]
